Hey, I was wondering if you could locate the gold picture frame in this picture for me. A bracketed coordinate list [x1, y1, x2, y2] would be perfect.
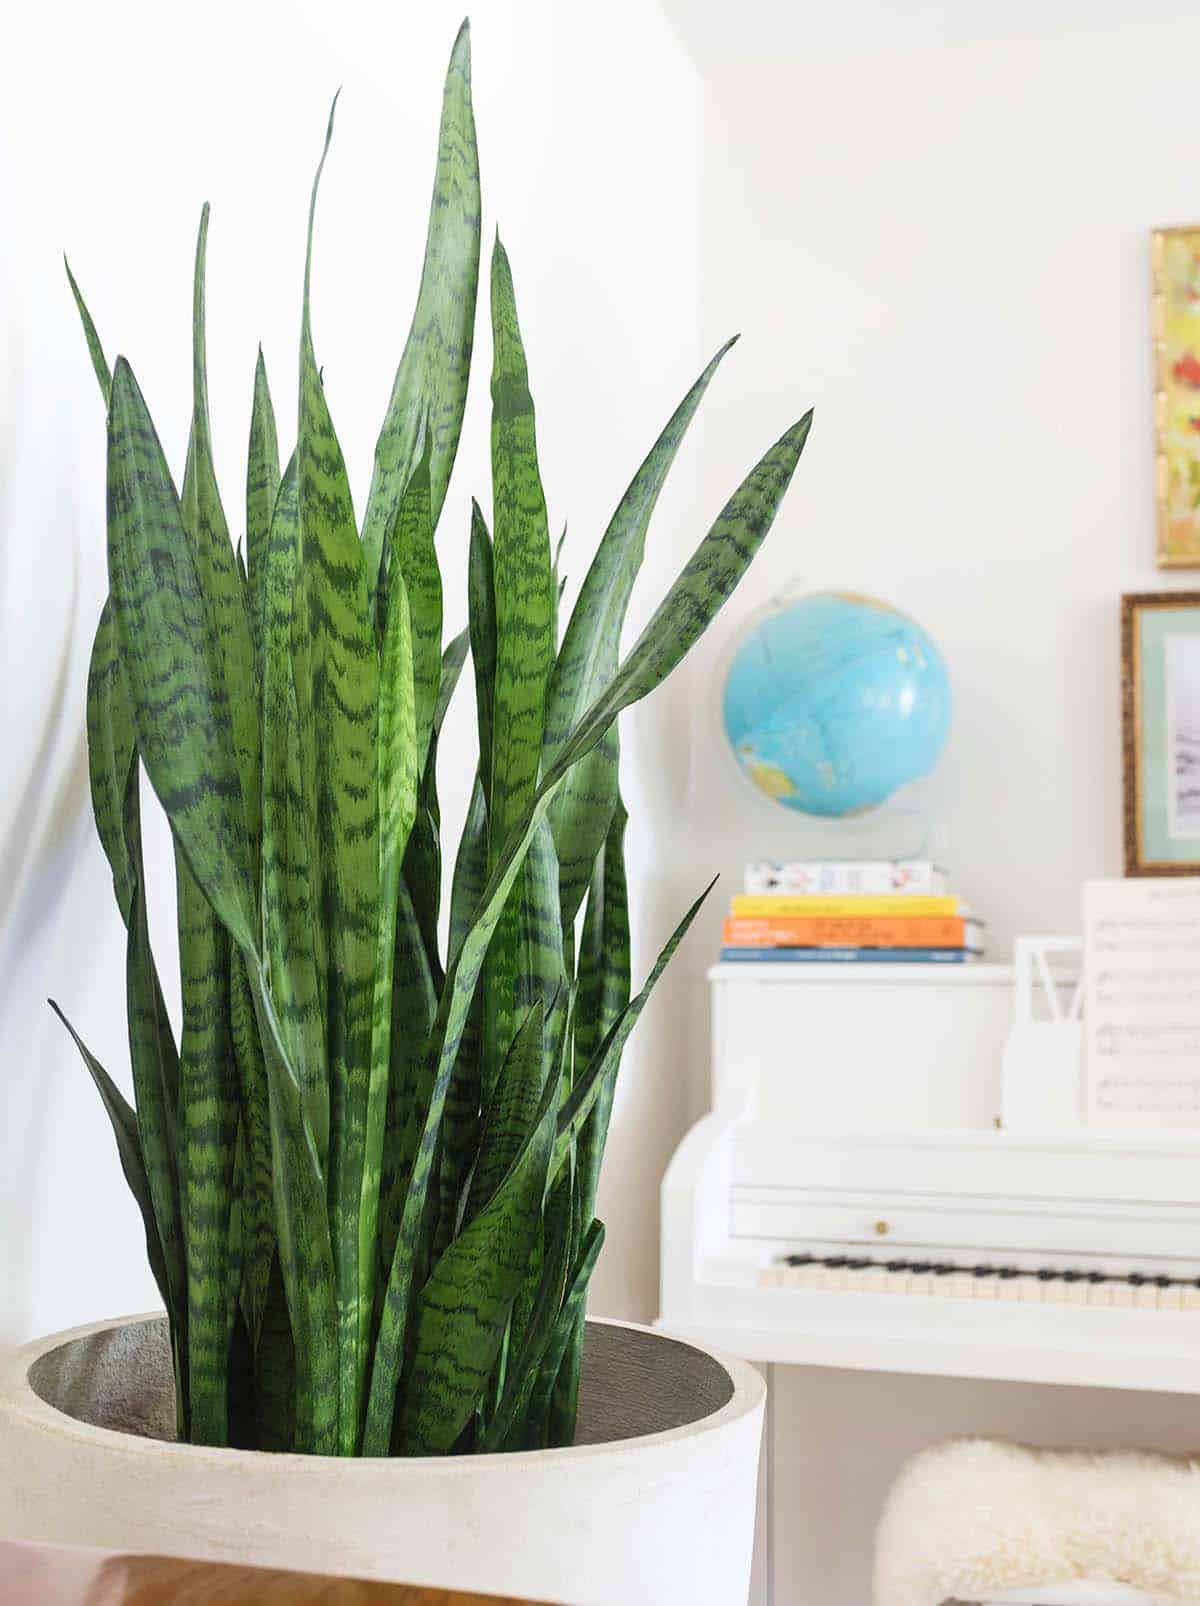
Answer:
[1153, 227, 1200, 567]
[1122, 590, 1200, 874]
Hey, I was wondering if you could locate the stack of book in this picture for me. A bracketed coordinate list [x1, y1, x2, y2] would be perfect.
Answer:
[720, 860, 984, 964]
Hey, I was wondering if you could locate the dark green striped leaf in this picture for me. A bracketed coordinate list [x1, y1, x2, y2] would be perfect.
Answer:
[296, 97, 381, 1451]
[246, 346, 281, 667]
[49, 1002, 173, 1330]
[487, 235, 554, 856]
[383, 430, 442, 769]
[105, 357, 257, 955]
[544, 340, 736, 925]
[186, 206, 262, 864]
[64, 259, 112, 400]
[361, 19, 480, 596]
[468, 501, 496, 794]
[175, 849, 238, 1445]
[395, 1030, 558, 1455]
[361, 568, 419, 1400]
[555, 876, 715, 1177]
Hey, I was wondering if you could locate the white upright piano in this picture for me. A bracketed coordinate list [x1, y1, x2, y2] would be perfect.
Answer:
[660, 961, 1200, 1605]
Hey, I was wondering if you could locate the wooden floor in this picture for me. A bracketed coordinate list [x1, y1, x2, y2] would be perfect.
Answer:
[0, 1538, 552, 1604]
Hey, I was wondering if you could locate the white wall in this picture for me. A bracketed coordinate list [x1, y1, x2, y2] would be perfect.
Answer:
[0, 0, 706, 1343]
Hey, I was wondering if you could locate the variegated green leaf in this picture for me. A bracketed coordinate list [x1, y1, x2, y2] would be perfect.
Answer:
[246, 346, 281, 667]
[361, 20, 480, 596]
[49, 1002, 173, 1337]
[395, 1019, 558, 1455]
[64, 259, 112, 400]
[468, 500, 496, 793]
[105, 357, 257, 955]
[295, 97, 381, 1452]
[543, 340, 736, 925]
[361, 567, 418, 1404]
[186, 205, 262, 865]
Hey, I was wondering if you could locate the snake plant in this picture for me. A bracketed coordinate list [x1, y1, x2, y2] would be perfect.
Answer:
[54, 23, 811, 1457]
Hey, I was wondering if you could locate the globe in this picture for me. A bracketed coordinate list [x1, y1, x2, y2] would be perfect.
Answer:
[721, 591, 951, 818]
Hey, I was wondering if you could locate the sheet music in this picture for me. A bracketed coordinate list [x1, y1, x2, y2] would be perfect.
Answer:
[1083, 878, 1200, 1126]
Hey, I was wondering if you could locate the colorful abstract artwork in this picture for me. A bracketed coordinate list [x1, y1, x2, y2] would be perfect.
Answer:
[1154, 227, 1200, 567]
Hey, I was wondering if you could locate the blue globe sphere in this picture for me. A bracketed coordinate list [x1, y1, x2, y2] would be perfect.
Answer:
[721, 592, 951, 818]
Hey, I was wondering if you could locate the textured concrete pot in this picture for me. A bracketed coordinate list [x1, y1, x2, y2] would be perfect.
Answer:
[0, 1314, 764, 1606]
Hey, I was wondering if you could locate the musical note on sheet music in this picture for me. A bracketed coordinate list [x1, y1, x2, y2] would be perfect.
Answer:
[1084, 879, 1200, 1126]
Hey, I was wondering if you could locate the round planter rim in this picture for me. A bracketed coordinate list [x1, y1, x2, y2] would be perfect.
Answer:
[0, 1311, 764, 1472]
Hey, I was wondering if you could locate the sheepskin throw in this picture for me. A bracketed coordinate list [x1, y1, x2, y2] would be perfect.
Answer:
[873, 1439, 1200, 1606]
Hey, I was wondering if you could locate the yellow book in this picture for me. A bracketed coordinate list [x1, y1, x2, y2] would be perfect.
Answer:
[730, 894, 969, 918]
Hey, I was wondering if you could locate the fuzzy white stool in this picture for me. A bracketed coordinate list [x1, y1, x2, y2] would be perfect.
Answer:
[873, 1439, 1200, 1606]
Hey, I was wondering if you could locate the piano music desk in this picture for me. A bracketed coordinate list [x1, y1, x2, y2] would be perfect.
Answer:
[659, 962, 1200, 1606]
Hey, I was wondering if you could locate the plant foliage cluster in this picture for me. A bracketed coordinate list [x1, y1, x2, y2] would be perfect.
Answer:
[56, 23, 811, 1456]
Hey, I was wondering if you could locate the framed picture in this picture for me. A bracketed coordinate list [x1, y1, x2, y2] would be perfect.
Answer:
[1122, 591, 1200, 873]
[1153, 227, 1200, 568]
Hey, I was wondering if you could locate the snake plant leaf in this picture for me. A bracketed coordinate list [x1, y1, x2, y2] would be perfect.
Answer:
[86, 601, 136, 920]
[186, 206, 262, 864]
[463, 999, 544, 1226]
[477, 1167, 573, 1452]
[554, 875, 716, 1180]
[483, 237, 555, 1107]
[573, 798, 630, 1219]
[260, 454, 329, 1160]
[433, 774, 489, 1253]
[522, 1217, 604, 1450]
[49, 1002, 174, 1320]
[544, 412, 814, 796]
[378, 875, 438, 1299]
[544, 339, 737, 925]
[242, 965, 341, 1454]
[468, 500, 496, 793]
[246, 346, 281, 666]
[175, 848, 239, 1445]
[120, 761, 186, 1321]
[297, 95, 382, 1451]
[361, 568, 419, 1397]
[105, 357, 258, 955]
[487, 235, 554, 856]
[384, 429, 442, 771]
[64, 259, 112, 401]
[435, 626, 470, 736]
[395, 1030, 559, 1455]
[229, 956, 275, 1345]
[361, 19, 480, 598]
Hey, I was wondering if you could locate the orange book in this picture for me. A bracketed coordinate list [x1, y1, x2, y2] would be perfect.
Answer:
[722, 915, 982, 949]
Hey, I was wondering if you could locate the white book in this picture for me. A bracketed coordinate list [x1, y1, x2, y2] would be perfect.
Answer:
[744, 860, 950, 896]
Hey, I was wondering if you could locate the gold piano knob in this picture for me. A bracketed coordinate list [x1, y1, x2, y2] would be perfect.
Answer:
[874, 1220, 890, 1236]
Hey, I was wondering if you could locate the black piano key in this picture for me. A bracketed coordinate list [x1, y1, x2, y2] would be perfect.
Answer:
[1036, 1268, 1058, 1282]
[885, 1260, 911, 1273]
[997, 1267, 1020, 1280]
[1128, 1273, 1146, 1287]
[844, 1259, 870, 1270]
[824, 1256, 849, 1269]
[1155, 1275, 1172, 1288]
[931, 1263, 955, 1277]
[972, 1266, 996, 1278]
[1087, 1272, 1108, 1284]
[785, 1253, 815, 1266]
[908, 1262, 931, 1274]
[1061, 1270, 1081, 1283]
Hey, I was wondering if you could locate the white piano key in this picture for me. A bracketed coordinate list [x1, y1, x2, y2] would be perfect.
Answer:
[1159, 1285, 1184, 1312]
[1182, 1288, 1200, 1312]
[1134, 1284, 1159, 1311]
[862, 1268, 890, 1295]
[949, 1274, 975, 1300]
[1109, 1282, 1135, 1309]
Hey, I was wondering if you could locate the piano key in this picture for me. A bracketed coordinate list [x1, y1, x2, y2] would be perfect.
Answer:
[1109, 1281, 1135, 1309]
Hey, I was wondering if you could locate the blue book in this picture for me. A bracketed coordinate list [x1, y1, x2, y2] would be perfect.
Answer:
[718, 946, 981, 964]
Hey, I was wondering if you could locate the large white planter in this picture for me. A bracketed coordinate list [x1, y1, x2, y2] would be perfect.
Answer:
[0, 1314, 764, 1605]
